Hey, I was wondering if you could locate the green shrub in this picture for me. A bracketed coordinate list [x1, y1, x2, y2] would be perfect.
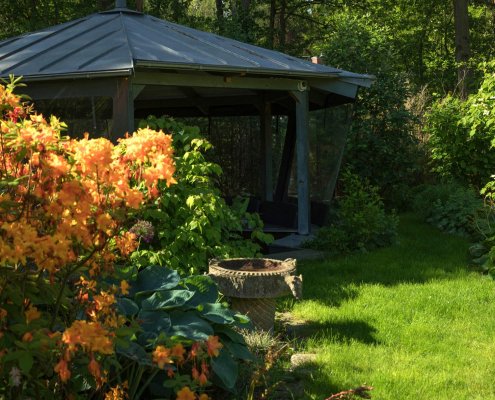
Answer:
[133, 117, 272, 275]
[425, 62, 495, 190]
[412, 183, 482, 237]
[470, 181, 495, 277]
[306, 171, 398, 254]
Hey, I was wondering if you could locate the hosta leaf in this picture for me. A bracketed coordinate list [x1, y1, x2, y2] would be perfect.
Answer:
[141, 290, 195, 311]
[137, 310, 171, 334]
[130, 265, 180, 295]
[168, 311, 213, 340]
[199, 303, 235, 324]
[211, 348, 238, 390]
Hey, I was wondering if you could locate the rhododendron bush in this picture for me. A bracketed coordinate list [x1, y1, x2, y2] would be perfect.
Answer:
[0, 80, 247, 399]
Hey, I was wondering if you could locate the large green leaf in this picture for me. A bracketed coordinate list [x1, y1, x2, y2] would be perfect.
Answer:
[213, 325, 249, 344]
[223, 340, 255, 361]
[116, 297, 139, 316]
[141, 289, 195, 311]
[211, 348, 238, 390]
[199, 303, 235, 324]
[116, 342, 153, 367]
[130, 265, 180, 295]
[182, 275, 219, 307]
[168, 311, 213, 340]
[137, 310, 171, 334]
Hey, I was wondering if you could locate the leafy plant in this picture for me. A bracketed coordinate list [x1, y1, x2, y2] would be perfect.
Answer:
[412, 183, 482, 238]
[425, 62, 495, 190]
[110, 264, 254, 398]
[306, 171, 398, 254]
[133, 116, 272, 275]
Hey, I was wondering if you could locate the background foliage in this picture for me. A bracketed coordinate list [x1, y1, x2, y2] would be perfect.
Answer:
[306, 171, 398, 254]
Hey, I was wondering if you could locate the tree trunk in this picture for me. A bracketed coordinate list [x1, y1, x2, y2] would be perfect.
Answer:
[453, 0, 471, 99]
[136, 0, 144, 12]
[268, 0, 276, 49]
[279, 0, 286, 51]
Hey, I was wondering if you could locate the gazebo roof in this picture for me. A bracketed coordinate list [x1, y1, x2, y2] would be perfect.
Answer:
[0, 4, 371, 85]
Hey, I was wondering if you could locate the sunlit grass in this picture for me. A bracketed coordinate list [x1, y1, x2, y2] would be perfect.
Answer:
[291, 214, 495, 400]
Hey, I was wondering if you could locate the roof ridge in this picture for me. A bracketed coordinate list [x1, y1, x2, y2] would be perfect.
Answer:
[119, 13, 136, 70]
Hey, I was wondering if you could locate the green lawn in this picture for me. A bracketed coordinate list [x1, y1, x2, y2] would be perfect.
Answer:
[290, 214, 495, 400]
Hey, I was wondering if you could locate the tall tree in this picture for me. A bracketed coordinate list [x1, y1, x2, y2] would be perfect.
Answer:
[453, 0, 471, 98]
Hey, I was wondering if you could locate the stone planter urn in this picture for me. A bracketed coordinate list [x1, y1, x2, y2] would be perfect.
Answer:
[208, 258, 302, 331]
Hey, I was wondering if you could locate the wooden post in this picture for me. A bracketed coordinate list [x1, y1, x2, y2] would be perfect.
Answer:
[112, 77, 134, 141]
[292, 89, 310, 235]
[261, 100, 273, 201]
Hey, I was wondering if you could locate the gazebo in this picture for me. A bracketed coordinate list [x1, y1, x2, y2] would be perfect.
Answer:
[0, 0, 373, 235]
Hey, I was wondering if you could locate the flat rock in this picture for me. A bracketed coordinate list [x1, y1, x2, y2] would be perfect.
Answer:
[290, 353, 318, 368]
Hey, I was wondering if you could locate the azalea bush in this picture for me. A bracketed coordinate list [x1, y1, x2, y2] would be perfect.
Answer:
[133, 116, 272, 275]
[0, 79, 238, 399]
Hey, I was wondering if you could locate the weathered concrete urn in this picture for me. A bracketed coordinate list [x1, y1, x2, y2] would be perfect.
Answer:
[209, 258, 302, 331]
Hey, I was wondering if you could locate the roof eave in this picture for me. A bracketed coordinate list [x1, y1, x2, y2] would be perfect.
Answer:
[135, 60, 344, 79]
[0, 69, 133, 82]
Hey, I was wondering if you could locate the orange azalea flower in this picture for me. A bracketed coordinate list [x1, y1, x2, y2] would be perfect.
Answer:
[176, 386, 195, 400]
[192, 366, 199, 381]
[96, 213, 116, 236]
[22, 332, 33, 342]
[199, 394, 209, 400]
[54, 359, 71, 383]
[88, 355, 102, 381]
[25, 305, 41, 324]
[190, 342, 201, 357]
[120, 280, 130, 295]
[0, 308, 7, 320]
[198, 372, 208, 386]
[115, 231, 137, 257]
[62, 320, 114, 355]
[153, 345, 172, 369]
[171, 343, 185, 362]
[205, 336, 222, 357]
[93, 291, 116, 313]
[104, 384, 127, 400]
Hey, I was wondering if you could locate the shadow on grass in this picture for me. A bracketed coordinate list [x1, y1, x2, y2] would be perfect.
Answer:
[296, 214, 471, 307]
[283, 317, 379, 345]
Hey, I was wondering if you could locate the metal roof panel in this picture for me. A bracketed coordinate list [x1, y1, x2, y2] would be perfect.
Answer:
[0, 7, 372, 85]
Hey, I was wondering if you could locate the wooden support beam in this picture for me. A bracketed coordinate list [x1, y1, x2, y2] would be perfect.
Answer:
[292, 89, 310, 235]
[177, 87, 209, 115]
[112, 77, 134, 141]
[132, 84, 145, 100]
[134, 94, 261, 110]
[19, 78, 118, 99]
[134, 71, 307, 92]
[274, 111, 296, 203]
[308, 79, 358, 99]
[261, 99, 273, 201]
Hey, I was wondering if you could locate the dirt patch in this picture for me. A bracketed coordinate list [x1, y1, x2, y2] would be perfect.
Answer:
[220, 258, 281, 272]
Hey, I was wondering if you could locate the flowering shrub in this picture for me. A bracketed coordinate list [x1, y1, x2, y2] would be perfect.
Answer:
[0, 79, 233, 399]
[133, 116, 272, 275]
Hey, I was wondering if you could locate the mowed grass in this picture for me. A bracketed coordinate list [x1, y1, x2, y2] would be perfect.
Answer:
[290, 214, 495, 400]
